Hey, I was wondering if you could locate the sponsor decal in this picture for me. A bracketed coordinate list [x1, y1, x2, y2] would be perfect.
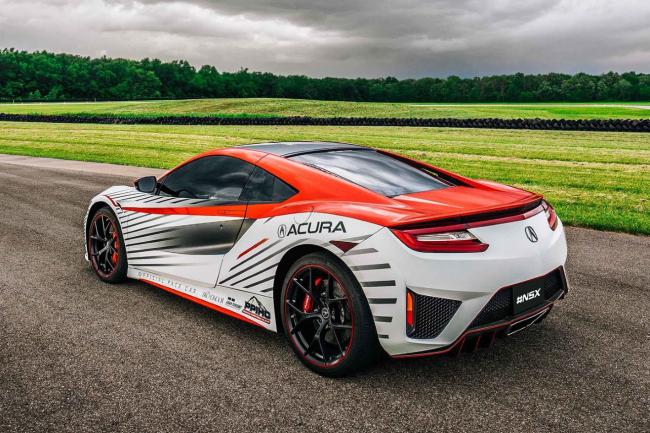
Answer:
[525, 226, 539, 243]
[137, 271, 186, 292]
[202, 291, 224, 305]
[137, 270, 216, 300]
[226, 296, 243, 310]
[516, 288, 542, 305]
[277, 221, 346, 238]
[242, 296, 271, 324]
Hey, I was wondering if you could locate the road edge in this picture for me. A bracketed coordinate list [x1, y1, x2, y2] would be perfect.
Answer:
[0, 154, 165, 178]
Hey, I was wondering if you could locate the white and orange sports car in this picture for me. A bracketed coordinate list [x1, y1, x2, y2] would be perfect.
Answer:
[85, 142, 568, 376]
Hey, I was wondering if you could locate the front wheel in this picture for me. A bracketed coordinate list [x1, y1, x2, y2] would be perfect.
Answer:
[87, 207, 127, 283]
[281, 252, 380, 376]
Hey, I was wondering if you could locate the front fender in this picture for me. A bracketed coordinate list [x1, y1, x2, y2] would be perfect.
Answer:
[83, 186, 131, 261]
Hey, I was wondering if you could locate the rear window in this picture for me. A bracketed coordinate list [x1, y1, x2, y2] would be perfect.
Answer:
[289, 150, 452, 197]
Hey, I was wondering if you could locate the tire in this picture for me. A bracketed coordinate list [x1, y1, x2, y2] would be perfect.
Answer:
[87, 206, 127, 283]
[280, 251, 380, 377]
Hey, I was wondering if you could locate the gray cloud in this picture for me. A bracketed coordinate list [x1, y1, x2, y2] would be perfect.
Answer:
[0, 0, 648, 78]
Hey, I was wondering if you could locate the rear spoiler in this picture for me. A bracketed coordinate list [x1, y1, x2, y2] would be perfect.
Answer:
[391, 198, 544, 230]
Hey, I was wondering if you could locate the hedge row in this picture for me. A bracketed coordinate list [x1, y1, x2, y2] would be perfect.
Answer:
[1, 113, 649, 132]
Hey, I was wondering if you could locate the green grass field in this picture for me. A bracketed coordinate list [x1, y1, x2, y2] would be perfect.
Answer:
[0, 121, 648, 235]
[1, 98, 650, 119]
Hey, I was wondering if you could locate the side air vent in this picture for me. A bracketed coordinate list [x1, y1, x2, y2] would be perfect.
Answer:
[408, 292, 461, 339]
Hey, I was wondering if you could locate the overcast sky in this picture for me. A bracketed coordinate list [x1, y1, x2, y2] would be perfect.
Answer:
[0, 0, 649, 78]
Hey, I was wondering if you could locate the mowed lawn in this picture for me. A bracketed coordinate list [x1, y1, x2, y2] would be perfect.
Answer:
[0, 121, 648, 235]
[1, 98, 650, 119]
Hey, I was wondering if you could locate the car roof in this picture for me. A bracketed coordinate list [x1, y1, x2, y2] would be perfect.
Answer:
[236, 141, 368, 157]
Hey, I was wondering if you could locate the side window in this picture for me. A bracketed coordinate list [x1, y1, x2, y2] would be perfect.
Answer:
[159, 156, 255, 201]
[240, 167, 297, 203]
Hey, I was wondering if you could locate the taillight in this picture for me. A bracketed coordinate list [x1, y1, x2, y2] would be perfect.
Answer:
[406, 290, 415, 333]
[542, 200, 558, 230]
[391, 225, 489, 253]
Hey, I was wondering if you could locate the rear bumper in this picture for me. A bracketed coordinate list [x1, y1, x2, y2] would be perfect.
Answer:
[392, 270, 567, 358]
[341, 211, 568, 357]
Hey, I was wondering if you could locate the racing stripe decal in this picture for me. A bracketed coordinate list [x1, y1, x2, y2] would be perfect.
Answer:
[126, 217, 187, 235]
[237, 238, 269, 259]
[361, 280, 396, 287]
[125, 220, 246, 256]
[127, 215, 167, 229]
[219, 240, 302, 284]
[127, 237, 178, 247]
[244, 275, 275, 289]
[125, 213, 156, 223]
[108, 190, 133, 197]
[126, 227, 182, 241]
[329, 240, 358, 252]
[344, 248, 378, 256]
[341, 234, 373, 243]
[368, 298, 398, 304]
[220, 239, 302, 284]
[228, 240, 282, 272]
[118, 194, 151, 202]
[126, 255, 170, 261]
[111, 191, 144, 199]
[230, 262, 279, 286]
[125, 217, 194, 237]
[350, 263, 391, 271]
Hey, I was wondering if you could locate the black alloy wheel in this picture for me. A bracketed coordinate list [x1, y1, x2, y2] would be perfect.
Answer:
[88, 207, 127, 283]
[281, 252, 380, 376]
[285, 264, 354, 366]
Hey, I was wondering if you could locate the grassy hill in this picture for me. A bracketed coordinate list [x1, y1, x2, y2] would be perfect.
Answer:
[0, 121, 648, 235]
[1, 98, 650, 119]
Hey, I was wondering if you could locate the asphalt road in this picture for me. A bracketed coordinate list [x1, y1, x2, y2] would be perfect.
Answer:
[0, 161, 648, 433]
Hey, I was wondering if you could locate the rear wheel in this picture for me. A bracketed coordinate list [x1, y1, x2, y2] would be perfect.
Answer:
[281, 252, 380, 376]
[87, 207, 127, 283]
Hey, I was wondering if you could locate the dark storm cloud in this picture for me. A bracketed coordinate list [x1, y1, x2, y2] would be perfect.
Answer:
[1, 0, 649, 77]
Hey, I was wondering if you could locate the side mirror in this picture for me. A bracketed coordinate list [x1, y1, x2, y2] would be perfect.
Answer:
[134, 176, 157, 194]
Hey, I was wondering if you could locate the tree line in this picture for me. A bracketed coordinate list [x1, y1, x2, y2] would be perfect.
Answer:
[1, 48, 649, 102]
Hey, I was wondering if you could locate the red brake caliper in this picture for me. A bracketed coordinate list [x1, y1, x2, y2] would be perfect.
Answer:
[111, 229, 119, 265]
[302, 277, 322, 312]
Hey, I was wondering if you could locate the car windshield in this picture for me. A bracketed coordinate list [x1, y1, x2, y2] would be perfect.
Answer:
[289, 149, 452, 197]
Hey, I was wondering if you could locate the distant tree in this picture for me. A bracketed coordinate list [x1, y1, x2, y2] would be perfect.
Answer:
[27, 89, 42, 100]
[615, 79, 634, 100]
[561, 73, 596, 101]
[0, 48, 649, 102]
[45, 84, 64, 100]
[639, 75, 650, 100]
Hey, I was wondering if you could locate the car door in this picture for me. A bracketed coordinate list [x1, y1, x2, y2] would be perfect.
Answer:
[216, 165, 298, 292]
[118, 155, 256, 287]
